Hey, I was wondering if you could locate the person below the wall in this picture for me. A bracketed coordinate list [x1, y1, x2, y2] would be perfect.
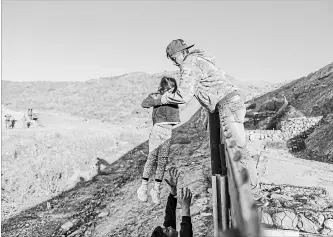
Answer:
[151, 167, 193, 237]
[137, 76, 185, 205]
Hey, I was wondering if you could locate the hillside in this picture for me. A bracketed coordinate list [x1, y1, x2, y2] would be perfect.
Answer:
[1, 106, 217, 237]
[2, 66, 333, 236]
[247, 62, 333, 163]
[1, 71, 277, 223]
[1, 71, 279, 129]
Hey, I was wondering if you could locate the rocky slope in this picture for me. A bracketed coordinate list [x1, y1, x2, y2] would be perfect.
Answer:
[247, 62, 333, 163]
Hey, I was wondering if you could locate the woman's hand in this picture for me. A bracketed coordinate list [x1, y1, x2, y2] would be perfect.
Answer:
[148, 93, 161, 99]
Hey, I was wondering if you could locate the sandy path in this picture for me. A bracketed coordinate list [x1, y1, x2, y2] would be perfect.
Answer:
[261, 147, 333, 198]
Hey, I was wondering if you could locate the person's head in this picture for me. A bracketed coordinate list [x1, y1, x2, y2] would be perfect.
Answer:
[158, 76, 178, 94]
[166, 39, 194, 66]
[151, 226, 178, 237]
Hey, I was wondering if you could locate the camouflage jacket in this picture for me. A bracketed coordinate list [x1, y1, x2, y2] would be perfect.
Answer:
[161, 49, 238, 113]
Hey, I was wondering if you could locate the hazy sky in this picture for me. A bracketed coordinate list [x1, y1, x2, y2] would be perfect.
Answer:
[2, 0, 333, 82]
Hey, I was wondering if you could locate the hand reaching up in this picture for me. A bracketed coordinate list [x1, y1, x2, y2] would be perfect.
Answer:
[179, 187, 193, 217]
[164, 167, 180, 196]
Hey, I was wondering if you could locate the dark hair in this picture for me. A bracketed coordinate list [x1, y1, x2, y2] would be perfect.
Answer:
[158, 77, 178, 94]
[151, 226, 167, 237]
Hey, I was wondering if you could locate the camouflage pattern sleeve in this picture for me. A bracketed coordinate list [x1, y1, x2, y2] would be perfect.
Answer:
[160, 90, 186, 105]
[161, 62, 199, 105]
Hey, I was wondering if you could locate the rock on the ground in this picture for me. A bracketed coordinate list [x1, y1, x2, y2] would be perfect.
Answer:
[272, 211, 298, 230]
[98, 211, 109, 218]
[61, 220, 75, 231]
[320, 228, 333, 235]
[324, 219, 333, 230]
[261, 212, 273, 225]
[297, 213, 320, 233]
[305, 212, 326, 227]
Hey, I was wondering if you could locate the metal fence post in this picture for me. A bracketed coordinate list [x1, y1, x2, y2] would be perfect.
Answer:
[209, 111, 229, 236]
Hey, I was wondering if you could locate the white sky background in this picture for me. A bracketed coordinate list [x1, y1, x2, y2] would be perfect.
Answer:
[1, 0, 333, 82]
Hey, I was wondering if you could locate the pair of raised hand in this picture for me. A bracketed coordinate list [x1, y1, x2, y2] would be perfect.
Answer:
[165, 167, 192, 208]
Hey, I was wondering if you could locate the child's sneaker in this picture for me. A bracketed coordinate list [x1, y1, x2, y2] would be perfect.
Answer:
[150, 187, 161, 205]
[137, 185, 148, 202]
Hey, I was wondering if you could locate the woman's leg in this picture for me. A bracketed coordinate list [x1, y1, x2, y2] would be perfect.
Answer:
[217, 95, 263, 200]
